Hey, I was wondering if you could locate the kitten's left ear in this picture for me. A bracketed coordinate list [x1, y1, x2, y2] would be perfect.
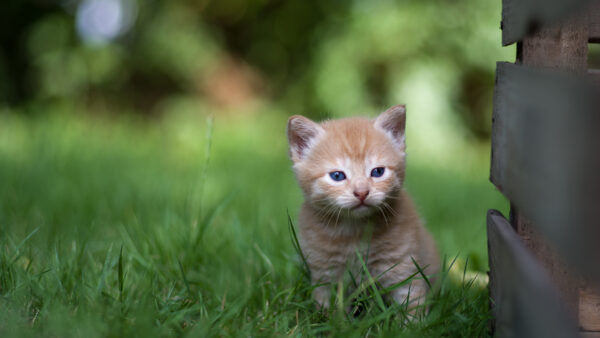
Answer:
[375, 105, 406, 150]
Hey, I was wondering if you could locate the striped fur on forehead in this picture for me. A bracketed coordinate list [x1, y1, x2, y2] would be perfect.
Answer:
[310, 117, 404, 167]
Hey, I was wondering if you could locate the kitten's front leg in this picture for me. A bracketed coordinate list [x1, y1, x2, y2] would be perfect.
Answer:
[312, 284, 332, 309]
[310, 265, 344, 310]
[389, 279, 427, 310]
[370, 259, 429, 311]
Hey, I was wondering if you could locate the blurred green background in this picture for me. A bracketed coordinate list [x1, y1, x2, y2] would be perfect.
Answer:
[0, 0, 512, 335]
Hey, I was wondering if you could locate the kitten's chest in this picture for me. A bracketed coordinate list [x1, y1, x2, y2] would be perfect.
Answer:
[338, 236, 378, 272]
[328, 223, 407, 274]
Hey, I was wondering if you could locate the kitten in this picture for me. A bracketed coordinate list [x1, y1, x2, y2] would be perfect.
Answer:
[287, 105, 439, 311]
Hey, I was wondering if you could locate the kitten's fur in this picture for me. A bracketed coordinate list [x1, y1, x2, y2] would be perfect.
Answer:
[287, 105, 439, 310]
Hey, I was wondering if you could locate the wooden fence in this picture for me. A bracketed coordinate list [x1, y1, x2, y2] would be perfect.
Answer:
[488, 0, 600, 336]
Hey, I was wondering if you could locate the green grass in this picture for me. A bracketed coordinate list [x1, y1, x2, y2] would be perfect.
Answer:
[0, 107, 506, 336]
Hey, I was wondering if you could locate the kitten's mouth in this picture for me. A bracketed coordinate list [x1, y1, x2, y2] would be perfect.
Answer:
[349, 203, 373, 216]
[351, 202, 370, 210]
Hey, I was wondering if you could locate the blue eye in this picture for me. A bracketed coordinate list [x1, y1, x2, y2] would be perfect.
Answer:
[329, 171, 346, 181]
[371, 167, 385, 178]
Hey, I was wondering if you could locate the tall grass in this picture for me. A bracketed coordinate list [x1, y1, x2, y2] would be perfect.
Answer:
[0, 108, 505, 336]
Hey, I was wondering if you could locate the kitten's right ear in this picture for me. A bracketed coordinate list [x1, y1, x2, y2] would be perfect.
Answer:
[375, 105, 406, 151]
[287, 115, 323, 163]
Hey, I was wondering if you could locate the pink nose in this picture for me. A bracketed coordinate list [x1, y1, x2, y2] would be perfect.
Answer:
[353, 190, 369, 202]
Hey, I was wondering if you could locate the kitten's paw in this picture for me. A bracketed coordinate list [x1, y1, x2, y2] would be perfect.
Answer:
[391, 285, 428, 318]
[312, 286, 331, 310]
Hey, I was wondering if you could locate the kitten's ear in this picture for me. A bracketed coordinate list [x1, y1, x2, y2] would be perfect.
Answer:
[287, 115, 323, 163]
[375, 105, 406, 150]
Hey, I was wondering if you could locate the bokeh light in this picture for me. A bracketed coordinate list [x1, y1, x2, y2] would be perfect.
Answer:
[76, 0, 136, 45]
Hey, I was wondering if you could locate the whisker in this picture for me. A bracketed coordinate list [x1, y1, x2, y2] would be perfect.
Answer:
[334, 206, 343, 226]
[381, 202, 400, 218]
[382, 195, 403, 201]
[376, 205, 390, 227]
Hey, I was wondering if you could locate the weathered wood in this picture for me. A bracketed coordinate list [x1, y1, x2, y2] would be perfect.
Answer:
[588, 69, 600, 77]
[581, 333, 600, 338]
[513, 203, 600, 335]
[487, 209, 578, 337]
[580, 287, 600, 331]
[493, 0, 600, 335]
[512, 211, 580, 317]
[504, 0, 600, 43]
[520, 16, 588, 71]
[491, 62, 600, 283]
[589, 0, 600, 42]
[502, 0, 590, 45]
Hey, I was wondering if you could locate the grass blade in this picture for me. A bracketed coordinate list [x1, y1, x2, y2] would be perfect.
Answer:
[355, 250, 386, 312]
[118, 246, 124, 303]
[177, 259, 193, 299]
[287, 210, 310, 279]
[410, 256, 432, 290]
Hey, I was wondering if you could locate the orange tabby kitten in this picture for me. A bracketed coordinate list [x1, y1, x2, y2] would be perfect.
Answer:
[287, 105, 439, 310]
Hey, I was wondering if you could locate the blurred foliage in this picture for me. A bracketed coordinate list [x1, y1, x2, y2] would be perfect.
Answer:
[0, 0, 512, 139]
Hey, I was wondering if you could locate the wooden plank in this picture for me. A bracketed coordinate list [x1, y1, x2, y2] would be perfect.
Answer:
[487, 209, 578, 337]
[589, 0, 600, 42]
[588, 69, 600, 77]
[581, 333, 600, 338]
[512, 211, 580, 316]
[491, 62, 600, 284]
[580, 287, 600, 331]
[520, 15, 588, 71]
[502, 0, 590, 45]
[509, 9, 599, 332]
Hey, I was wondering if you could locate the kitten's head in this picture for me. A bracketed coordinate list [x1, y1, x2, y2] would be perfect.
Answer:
[287, 105, 407, 218]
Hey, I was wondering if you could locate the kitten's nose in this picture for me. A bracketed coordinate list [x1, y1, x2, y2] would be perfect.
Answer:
[353, 190, 369, 202]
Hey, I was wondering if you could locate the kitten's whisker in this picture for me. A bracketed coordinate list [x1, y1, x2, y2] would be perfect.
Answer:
[376, 205, 390, 227]
[320, 211, 336, 226]
[322, 205, 339, 228]
[382, 203, 399, 217]
[334, 206, 343, 226]
[311, 197, 334, 203]
[383, 195, 404, 201]
[312, 201, 337, 214]
[381, 202, 400, 218]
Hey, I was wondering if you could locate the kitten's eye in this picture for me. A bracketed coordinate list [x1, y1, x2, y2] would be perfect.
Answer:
[329, 171, 346, 181]
[370, 167, 385, 178]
